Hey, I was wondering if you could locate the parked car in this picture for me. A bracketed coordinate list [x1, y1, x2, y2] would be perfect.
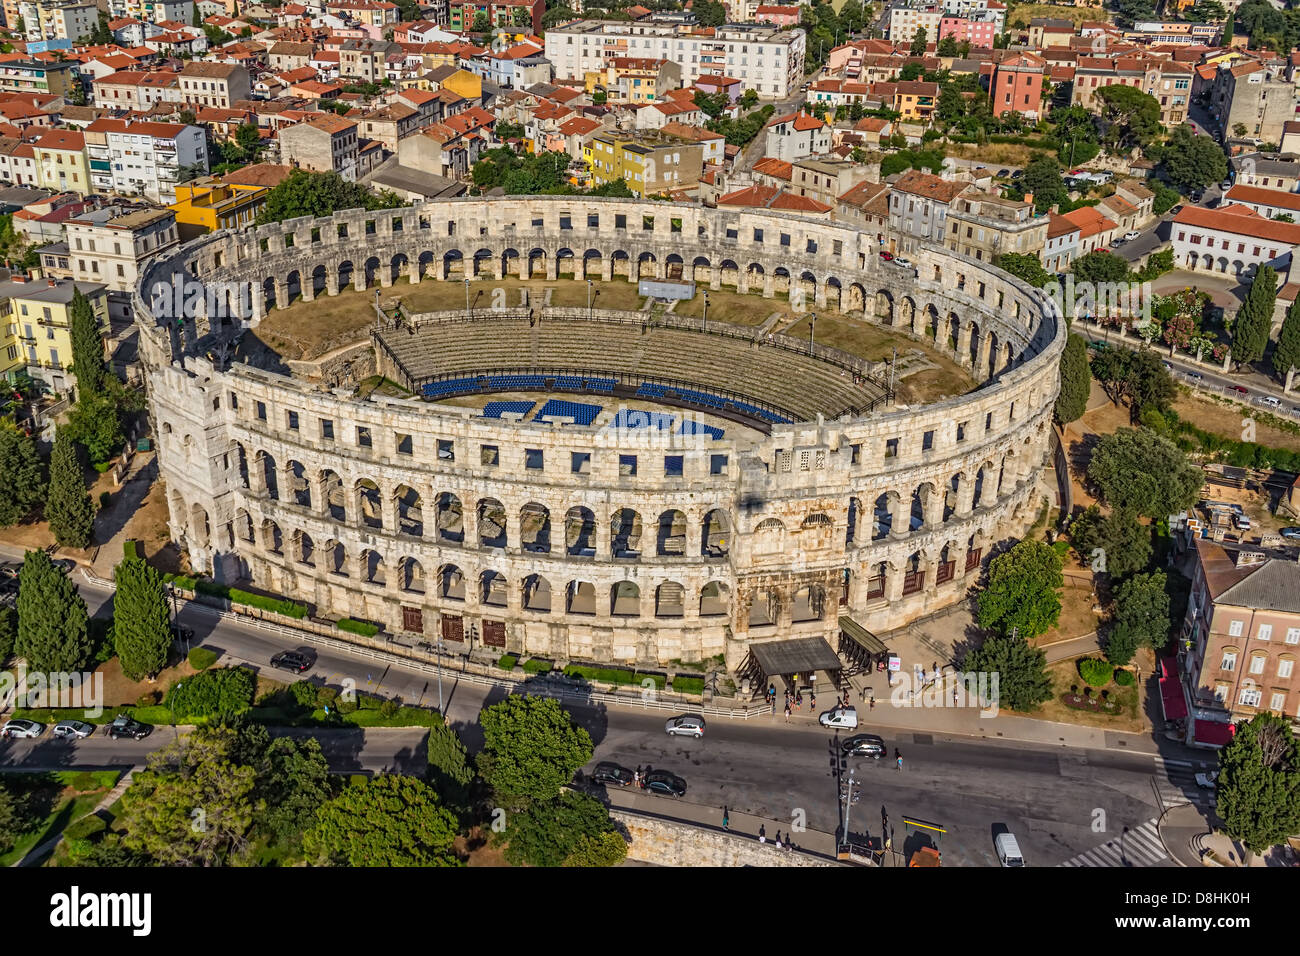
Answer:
[892, 256, 912, 267]
[1261, 395, 1282, 408]
[591, 762, 636, 787]
[1123, 231, 1140, 242]
[1111, 238, 1126, 247]
[665, 714, 706, 738]
[1, 718, 44, 739]
[1220, 180, 1232, 191]
[1185, 370, 1203, 380]
[52, 720, 94, 739]
[51, 558, 75, 574]
[270, 650, 313, 673]
[1195, 770, 1219, 789]
[819, 706, 859, 730]
[841, 733, 886, 758]
[642, 770, 687, 797]
[878, 250, 895, 261]
[1234, 513, 1252, 532]
[1279, 527, 1300, 540]
[0, 563, 20, 580]
[997, 168, 1011, 177]
[1170, 204, 1184, 215]
[1190, 189, 1203, 202]
[108, 715, 151, 740]
[995, 832, 1026, 867]
[1230, 385, 1249, 395]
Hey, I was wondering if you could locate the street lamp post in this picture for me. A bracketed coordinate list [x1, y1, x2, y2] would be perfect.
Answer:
[436, 634, 444, 715]
[702, 291, 709, 332]
[464, 277, 471, 321]
[808, 312, 817, 354]
[586, 279, 592, 318]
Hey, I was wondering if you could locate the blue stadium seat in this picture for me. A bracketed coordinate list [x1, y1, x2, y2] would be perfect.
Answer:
[483, 401, 537, 419]
[678, 420, 724, 439]
[534, 399, 602, 426]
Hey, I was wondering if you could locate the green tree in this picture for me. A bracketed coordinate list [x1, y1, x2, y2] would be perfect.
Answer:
[1217, 713, 1300, 857]
[961, 630, 1054, 712]
[513, 5, 533, 27]
[304, 774, 459, 866]
[112, 556, 171, 681]
[997, 252, 1050, 288]
[1087, 344, 1176, 420]
[1113, 570, 1171, 651]
[90, 11, 113, 44]
[1095, 84, 1163, 151]
[1232, 265, 1276, 366]
[503, 789, 615, 866]
[1274, 292, 1300, 381]
[68, 289, 107, 398]
[471, 11, 492, 32]
[477, 695, 593, 806]
[256, 169, 402, 225]
[1020, 155, 1067, 213]
[936, 34, 958, 56]
[1189, 0, 1227, 20]
[1104, 620, 1141, 667]
[910, 26, 927, 55]
[976, 540, 1064, 639]
[0, 422, 44, 527]
[427, 719, 473, 810]
[564, 829, 629, 867]
[1158, 124, 1228, 193]
[587, 178, 634, 197]
[0, 606, 15, 661]
[1087, 428, 1202, 519]
[693, 89, 729, 118]
[15, 549, 89, 671]
[1151, 181, 1181, 215]
[1069, 505, 1152, 578]
[693, 0, 726, 26]
[1056, 333, 1092, 425]
[740, 88, 759, 109]
[1071, 250, 1130, 285]
[65, 391, 123, 465]
[119, 727, 259, 866]
[233, 122, 262, 159]
[257, 736, 331, 856]
[45, 431, 94, 549]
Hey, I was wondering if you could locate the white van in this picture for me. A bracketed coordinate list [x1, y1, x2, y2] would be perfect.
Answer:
[995, 832, 1025, 867]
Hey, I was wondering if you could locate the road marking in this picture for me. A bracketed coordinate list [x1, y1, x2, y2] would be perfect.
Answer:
[1058, 819, 1168, 868]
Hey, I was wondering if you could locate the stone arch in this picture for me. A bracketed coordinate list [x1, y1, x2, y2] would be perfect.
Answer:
[700, 580, 730, 617]
[871, 492, 895, 540]
[846, 496, 863, 545]
[520, 501, 551, 553]
[437, 563, 465, 600]
[362, 548, 385, 585]
[565, 505, 596, 556]
[902, 551, 925, 595]
[433, 492, 463, 544]
[865, 560, 887, 599]
[400, 556, 425, 593]
[321, 469, 345, 521]
[876, 289, 894, 324]
[292, 528, 315, 565]
[656, 508, 686, 556]
[748, 586, 779, 626]
[753, 516, 786, 554]
[611, 248, 631, 278]
[260, 517, 283, 554]
[416, 250, 435, 280]
[702, 508, 730, 557]
[900, 295, 917, 330]
[523, 573, 551, 612]
[480, 569, 507, 607]
[472, 247, 493, 277]
[442, 248, 464, 279]
[967, 320, 981, 367]
[556, 247, 576, 276]
[310, 263, 327, 296]
[611, 507, 642, 557]
[262, 275, 277, 309]
[356, 478, 382, 530]
[394, 484, 423, 537]
[324, 539, 347, 575]
[286, 459, 310, 508]
[390, 252, 408, 282]
[337, 259, 354, 288]
[611, 580, 641, 617]
[655, 580, 685, 617]
[719, 258, 739, 287]
[792, 583, 825, 622]
[846, 281, 866, 312]
[190, 503, 210, 547]
[567, 580, 596, 615]
[285, 268, 301, 305]
[255, 450, 278, 499]
[364, 255, 381, 285]
[234, 507, 253, 542]
[477, 497, 505, 548]
[500, 247, 520, 278]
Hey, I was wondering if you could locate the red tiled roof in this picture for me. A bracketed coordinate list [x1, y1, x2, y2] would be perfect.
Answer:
[718, 184, 832, 213]
[1174, 203, 1300, 245]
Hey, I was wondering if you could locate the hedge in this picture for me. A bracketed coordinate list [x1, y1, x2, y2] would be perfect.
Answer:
[165, 666, 256, 719]
[1078, 657, 1114, 688]
[522, 657, 553, 674]
[122, 540, 139, 560]
[161, 574, 308, 619]
[496, 654, 517, 670]
[1114, 669, 1136, 687]
[337, 618, 380, 637]
[188, 646, 218, 670]
[564, 664, 637, 685]
[672, 676, 705, 694]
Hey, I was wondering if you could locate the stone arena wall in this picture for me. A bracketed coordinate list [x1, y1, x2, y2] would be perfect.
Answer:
[133, 197, 1066, 671]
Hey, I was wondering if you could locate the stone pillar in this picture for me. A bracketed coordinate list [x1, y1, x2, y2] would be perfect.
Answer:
[738, 270, 751, 294]
[506, 574, 523, 618]
[890, 492, 910, 538]
[775, 587, 793, 629]
[494, 257, 505, 281]
[379, 266, 393, 289]
[250, 286, 265, 325]
[505, 508, 521, 553]
[640, 586, 655, 620]
[910, 304, 923, 338]
[762, 273, 775, 298]
[594, 515, 610, 559]
[326, 271, 339, 296]
[410, 262, 420, 285]
[885, 566, 905, 602]
[380, 493, 397, 533]
[462, 503, 478, 549]
[956, 323, 972, 365]
[955, 473, 975, 517]
[545, 256, 557, 281]
[311, 475, 328, 515]
[353, 269, 366, 292]
[710, 268, 720, 291]
[601, 257, 613, 282]
[301, 276, 315, 302]
[685, 512, 702, 557]
[976, 333, 993, 381]
[976, 469, 997, 510]
[248, 458, 267, 495]
[814, 282, 827, 308]
[923, 486, 944, 529]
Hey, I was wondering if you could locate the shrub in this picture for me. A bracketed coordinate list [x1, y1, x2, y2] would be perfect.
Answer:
[337, 618, 379, 637]
[317, 685, 338, 707]
[379, 698, 400, 718]
[92, 461, 113, 473]
[522, 657, 552, 674]
[165, 666, 256, 719]
[496, 654, 517, 670]
[564, 664, 637, 685]
[1114, 669, 1136, 687]
[290, 680, 318, 708]
[163, 573, 199, 590]
[337, 696, 358, 714]
[1078, 657, 1114, 688]
[188, 646, 218, 670]
[123, 540, 139, 560]
[227, 587, 307, 619]
[672, 676, 705, 695]
[347, 774, 368, 787]
[136, 692, 156, 708]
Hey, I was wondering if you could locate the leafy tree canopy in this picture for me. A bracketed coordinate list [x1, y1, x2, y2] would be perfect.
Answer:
[1087, 428, 1203, 519]
[976, 540, 1064, 639]
[255, 169, 402, 225]
[477, 695, 593, 806]
[1218, 713, 1300, 855]
[304, 774, 459, 866]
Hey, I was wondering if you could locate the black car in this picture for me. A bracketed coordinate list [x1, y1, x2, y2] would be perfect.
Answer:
[642, 770, 687, 797]
[108, 715, 151, 740]
[591, 761, 636, 787]
[270, 650, 313, 673]
[841, 733, 887, 758]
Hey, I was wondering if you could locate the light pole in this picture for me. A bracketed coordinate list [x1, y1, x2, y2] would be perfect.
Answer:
[436, 633, 444, 715]
[702, 291, 709, 332]
[464, 277, 471, 321]
[808, 312, 817, 354]
[586, 278, 592, 318]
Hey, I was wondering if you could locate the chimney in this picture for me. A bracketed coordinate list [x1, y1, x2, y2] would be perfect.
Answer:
[1024, 191, 1034, 207]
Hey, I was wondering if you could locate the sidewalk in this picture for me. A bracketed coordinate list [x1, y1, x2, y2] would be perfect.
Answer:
[1157, 803, 1274, 869]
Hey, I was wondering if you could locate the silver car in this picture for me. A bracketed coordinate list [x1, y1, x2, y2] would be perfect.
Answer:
[1, 718, 44, 739]
[664, 714, 706, 738]
[52, 719, 94, 739]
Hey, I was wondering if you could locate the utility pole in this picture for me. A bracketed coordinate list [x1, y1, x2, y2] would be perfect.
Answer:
[808, 312, 817, 353]
[888, 346, 897, 399]
[464, 277, 471, 321]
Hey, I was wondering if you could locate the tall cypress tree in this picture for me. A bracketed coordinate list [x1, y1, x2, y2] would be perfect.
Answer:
[0, 422, 44, 527]
[15, 549, 90, 672]
[1274, 294, 1300, 383]
[45, 431, 94, 549]
[1232, 265, 1275, 366]
[1055, 333, 1091, 424]
[68, 288, 107, 400]
[113, 557, 172, 680]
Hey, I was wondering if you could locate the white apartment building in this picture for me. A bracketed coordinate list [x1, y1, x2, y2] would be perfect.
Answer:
[888, 3, 942, 43]
[1172, 203, 1300, 278]
[85, 118, 208, 203]
[107, 0, 195, 23]
[543, 18, 806, 99]
[17, 1, 97, 42]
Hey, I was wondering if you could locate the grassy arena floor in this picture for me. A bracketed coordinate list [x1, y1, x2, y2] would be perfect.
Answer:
[251, 275, 976, 404]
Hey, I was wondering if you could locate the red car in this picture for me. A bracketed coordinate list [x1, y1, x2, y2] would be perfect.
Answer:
[1230, 385, 1249, 395]
[879, 251, 895, 261]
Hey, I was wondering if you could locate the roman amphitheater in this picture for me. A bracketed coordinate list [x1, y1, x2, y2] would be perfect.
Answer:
[135, 196, 1065, 683]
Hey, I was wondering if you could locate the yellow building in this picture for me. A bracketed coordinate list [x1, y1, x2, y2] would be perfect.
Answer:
[590, 131, 704, 198]
[170, 178, 272, 240]
[0, 276, 108, 394]
[31, 128, 89, 196]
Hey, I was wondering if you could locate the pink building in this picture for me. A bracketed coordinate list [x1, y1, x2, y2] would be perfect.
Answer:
[939, 16, 998, 49]
[753, 4, 801, 27]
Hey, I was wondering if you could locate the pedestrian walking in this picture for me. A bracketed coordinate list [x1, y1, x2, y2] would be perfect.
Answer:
[784, 701, 791, 722]
[722, 807, 729, 831]
[759, 824, 766, 844]
[953, 686, 959, 704]
[771, 697, 776, 715]
[775, 832, 783, 849]
[932, 661, 938, 678]
[810, 692, 816, 710]
[895, 750, 903, 772]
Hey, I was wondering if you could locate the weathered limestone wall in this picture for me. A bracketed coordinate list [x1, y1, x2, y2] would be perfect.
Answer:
[611, 811, 842, 868]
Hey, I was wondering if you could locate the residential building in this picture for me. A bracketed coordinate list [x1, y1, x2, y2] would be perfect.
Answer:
[589, 129, 705, 197]
[1124, 20, 1220, 45]
[17, 1, 97, 42]
[1222, 183, 1300, 220]
[1172, 202, 1300, 277]
[62, 205, 177, 330]
[396, 105, 493, 179]
[338, 38, 399, 83]
[834, 178, 890, 245]
[1060, 204, 1117, 255]
[1071, 55, 1192, 127]
[658, 120, 724, 166]
[1207, 60, 1293, 145]
[1232, 152, 1300, 191]
[1180, 540, 1300, 739]
[1281, 120, 1300, 155]
[1043, 212, 1081, 273]
[448, 0, 542, 35]
[92, 70, 182, 110]
[325, 0, 399, 29]
[108, 0, 194, 22]
[544, 19, 806, 99]
[716, 183, 833, 218]
[944, 190, 1046, 263]
[279, 114, 360, 180]
[0, 57, 80, 97]
[31, 128, 89, 195]
[179, 60, 251, 108]
[937, 12, 999, 48]
[0, 275, 109, 395]
[591, 56, 681, 104]
[267, 41, 317, 73]
[788, 155, 872, 207]
[753, 5, 800, 27]
[888, 169, 969, 253]
[85, 118, 207, 203]
[988, 50, 1045, 120]
[1026, 17, 1074, 49]
[170, 173, 274, 238]
[764, 111, 830, 162]
[888, 2, 942, 44]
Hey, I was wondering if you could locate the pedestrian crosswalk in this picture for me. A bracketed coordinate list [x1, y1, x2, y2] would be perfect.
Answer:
[1153, 756, 1215, 810]
[1058, 819, 1170, 868]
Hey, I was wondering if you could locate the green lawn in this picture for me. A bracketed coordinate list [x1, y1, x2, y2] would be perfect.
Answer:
[0, 771, 118, 867]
